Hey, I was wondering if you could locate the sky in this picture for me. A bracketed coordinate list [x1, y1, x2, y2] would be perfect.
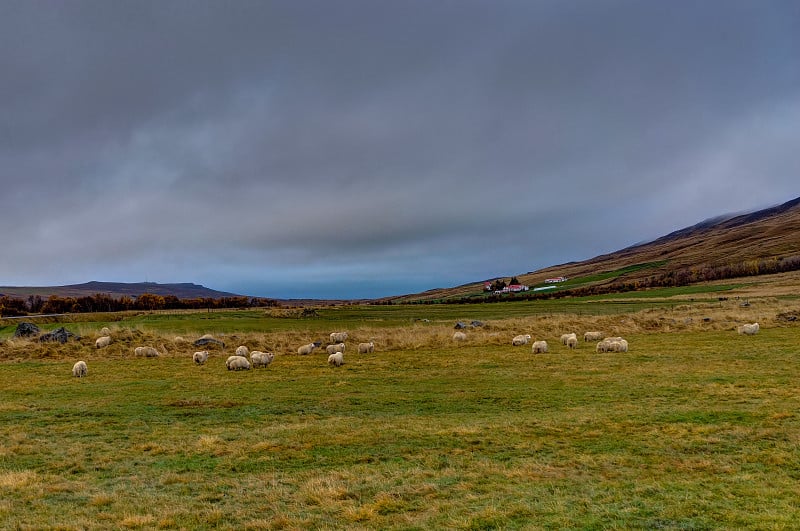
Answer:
[1, 1, 799, 299]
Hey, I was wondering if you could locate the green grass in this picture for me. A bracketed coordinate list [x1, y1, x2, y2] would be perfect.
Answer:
[0, 300, 683, 340]
[585, 283, 746, 300]
[2, 314, 800, 528]
[551, 260, 670, 289]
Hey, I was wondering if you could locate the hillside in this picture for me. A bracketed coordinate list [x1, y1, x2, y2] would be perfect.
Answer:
[393, 196, 800, 302]
[0, 281, 243, 300]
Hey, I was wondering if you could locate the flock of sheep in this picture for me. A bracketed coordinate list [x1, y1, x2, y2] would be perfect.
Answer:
[499, 330, 628, 354]
[70, 321, 761, 378]
[455, 320, 761, 356]
[72, 329, 376, 377]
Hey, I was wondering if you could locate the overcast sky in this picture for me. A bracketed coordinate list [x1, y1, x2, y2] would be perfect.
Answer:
[1, 1, 798, 299]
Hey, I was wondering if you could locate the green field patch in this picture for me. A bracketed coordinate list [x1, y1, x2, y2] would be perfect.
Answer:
[541, 260, 669, 290]
[593, 284, 746, 300]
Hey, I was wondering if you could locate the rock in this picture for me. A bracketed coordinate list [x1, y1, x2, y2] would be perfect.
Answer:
[13, 322, 40, 338]
[470, 320, 485, 327]
[193, 337, 225, 348]
[39, 327, 78, 343]
[454, 322, 467, 329]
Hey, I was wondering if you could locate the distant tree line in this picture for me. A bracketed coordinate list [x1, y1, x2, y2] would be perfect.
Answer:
[0, 293, 279, 317]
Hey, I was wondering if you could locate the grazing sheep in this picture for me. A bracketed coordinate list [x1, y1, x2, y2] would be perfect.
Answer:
[235, 345, 249, 357]
[297, 343, 317, 355]
[596, 338, 628, 353]
[193, 351, 209, 365]
[596, 340, 612, 353]
[226, 355, 251, 371]
[532, 340, 548, 354]
[134, 346, 160, 358]
[99, 327, 111, 336]
[250, 351, 274, 368]
[328, 352, 344, 367]
[584, 331, 604, 342]
[357, 342, 374, 354]
[330, 331, 348, 343]
[72, 360, 88, 378]
[95, 336, 112, 348]
[512, 334, 531, 346]
[737, 323, 760, 335]
[453, 331, 467, 341]
[566, 336, 578, 349]
[326, 343, 346, 355]
[560, 333, 577, 345]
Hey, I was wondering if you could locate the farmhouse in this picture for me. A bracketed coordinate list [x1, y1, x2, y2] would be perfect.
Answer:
[494, 284, 529, 294]
[544, 276, 568, 283]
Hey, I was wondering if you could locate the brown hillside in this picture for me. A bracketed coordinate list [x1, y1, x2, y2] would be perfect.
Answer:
[394, 196, 800, 302]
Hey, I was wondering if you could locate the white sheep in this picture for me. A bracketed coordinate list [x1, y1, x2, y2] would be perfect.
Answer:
[226, 355, 251, 371]
[512, 334, 531, 346]
[72, 360, 88, 378]
[596, 338, 628, 353]
[235, 345, 249, 357]
[453, 331, 467, 341]
[560, 333, 577, 345]
[584, 331, 604, 342]
[134, 346, 159, 358]
[328, 352, 344, 367]
[193, 351, 209, 365]
[326, 343, 346, 355]
[357, 342, 374, 354]
[95, 336, 112, 348]
[330, 331, 348, 343]
[566, 336, 578, 349]
[297, 343, 317, 355]
[532, 340, 548, 354]
[99, 327, 111, 336]
[737, 323, 760, 335]
[250, 351, 274, 368]
[596, 340, 612, 353]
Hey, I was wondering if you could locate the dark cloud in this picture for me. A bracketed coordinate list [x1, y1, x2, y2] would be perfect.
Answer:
[1, 1, 798, 298]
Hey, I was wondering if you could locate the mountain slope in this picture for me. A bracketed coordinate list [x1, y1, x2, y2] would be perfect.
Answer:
[394, 196, 800, 302]
[0, 281, 243, 300]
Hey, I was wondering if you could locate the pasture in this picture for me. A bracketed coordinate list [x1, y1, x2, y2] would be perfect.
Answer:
[1, 296, 799, 529]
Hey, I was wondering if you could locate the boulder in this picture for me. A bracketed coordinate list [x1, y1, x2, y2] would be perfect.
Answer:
[193, 337, 225, 348]
[39, 327, 78, 343]
[13, 322, 40, 338]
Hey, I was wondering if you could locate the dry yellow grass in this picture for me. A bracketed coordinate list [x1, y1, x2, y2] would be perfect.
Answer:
[1, 295, 796, 362]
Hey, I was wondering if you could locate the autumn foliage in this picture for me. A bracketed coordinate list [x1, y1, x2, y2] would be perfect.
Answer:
[0, 293, 277, 317]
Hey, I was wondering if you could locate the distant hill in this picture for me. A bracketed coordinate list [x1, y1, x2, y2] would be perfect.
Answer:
[393, 196, 800, 302]
[0, 281, 244, 300]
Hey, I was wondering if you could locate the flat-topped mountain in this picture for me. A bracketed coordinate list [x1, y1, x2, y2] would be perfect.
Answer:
[0, 281, 243, 300]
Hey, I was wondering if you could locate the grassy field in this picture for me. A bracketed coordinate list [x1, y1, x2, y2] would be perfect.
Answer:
[2, 297, 800, 529]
